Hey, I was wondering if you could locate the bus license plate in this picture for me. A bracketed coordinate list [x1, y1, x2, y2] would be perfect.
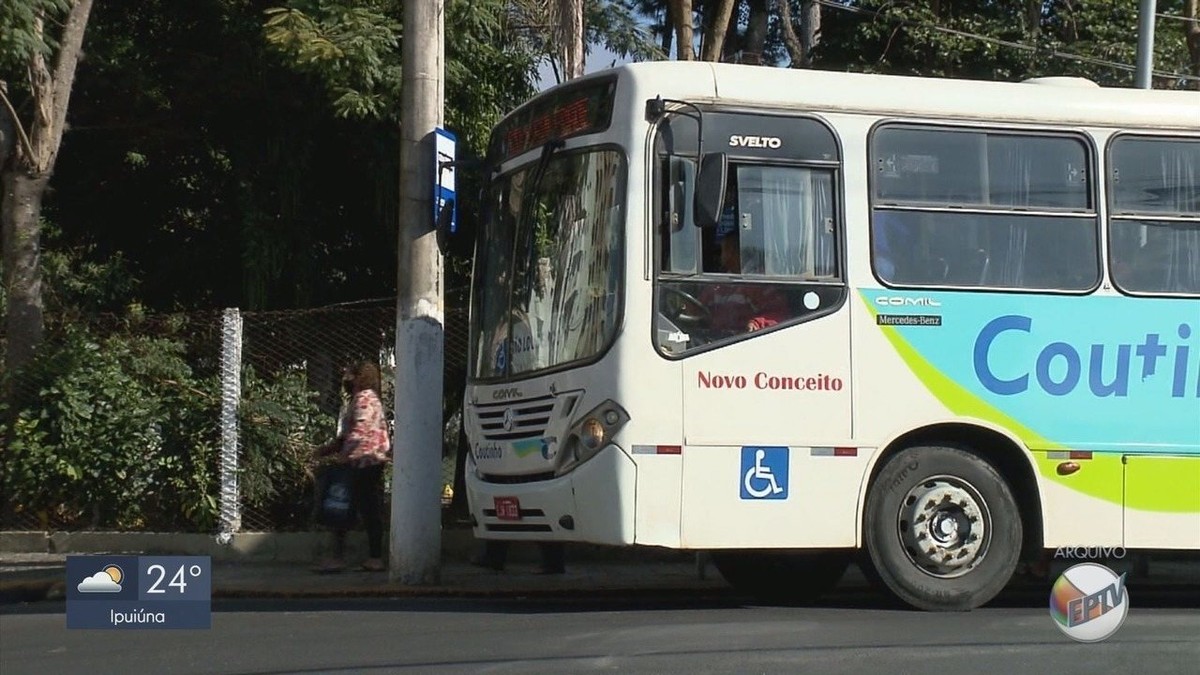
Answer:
[494, 496, 521, 521]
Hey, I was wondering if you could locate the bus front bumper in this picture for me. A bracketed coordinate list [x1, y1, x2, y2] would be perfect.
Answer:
[465, 444, 636, 546]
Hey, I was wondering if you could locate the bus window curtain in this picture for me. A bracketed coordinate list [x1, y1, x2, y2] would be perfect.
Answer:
[757, 167, 834, 278]
[991, 138, 1035, 287]
[1161, 145, 1200, 293]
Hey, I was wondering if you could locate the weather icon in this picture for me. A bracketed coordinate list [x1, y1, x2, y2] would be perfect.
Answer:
[77, 564, 124, 593]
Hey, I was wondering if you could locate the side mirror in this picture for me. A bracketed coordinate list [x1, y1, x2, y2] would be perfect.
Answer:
[693, 152, 727, 229]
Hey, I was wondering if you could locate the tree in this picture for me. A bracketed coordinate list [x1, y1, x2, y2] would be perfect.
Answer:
[46, 0, 412, 312]
[1, 0, 94, 373]
[559, 0, 586, 79]
[630, 0, 1195, 86]
[699, 0, 737, 61]
[264, 0, 539, 139]
[1186, 0, 1200, 89]
[804, 1, 1194, 87]
[778, 0, 819, 68]
[668, 0, 696, 59]
[511, 0, 663, 84]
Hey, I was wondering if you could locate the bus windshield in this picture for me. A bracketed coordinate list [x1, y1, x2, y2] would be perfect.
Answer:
[471, 148, 626, 380]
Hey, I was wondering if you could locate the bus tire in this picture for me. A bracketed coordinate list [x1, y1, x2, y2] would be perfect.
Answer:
[864, 444, 1021, 612]
[711, 550, 849, 604]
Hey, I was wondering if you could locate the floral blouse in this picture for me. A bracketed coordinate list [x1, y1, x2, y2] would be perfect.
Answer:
[338, 390, 391, 467]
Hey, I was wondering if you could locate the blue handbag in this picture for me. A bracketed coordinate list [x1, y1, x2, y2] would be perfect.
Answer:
[319, 465, 356, 528]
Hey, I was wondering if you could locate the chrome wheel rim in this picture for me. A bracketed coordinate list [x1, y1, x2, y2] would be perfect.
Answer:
[896, 474, 991, 579]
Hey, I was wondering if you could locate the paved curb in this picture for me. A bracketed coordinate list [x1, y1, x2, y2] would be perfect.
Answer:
[0, 530, 478, 563]
[0, 529, 693, 564]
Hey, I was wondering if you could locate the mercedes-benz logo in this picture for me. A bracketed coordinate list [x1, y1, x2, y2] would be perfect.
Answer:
[502, 408, 515, 432]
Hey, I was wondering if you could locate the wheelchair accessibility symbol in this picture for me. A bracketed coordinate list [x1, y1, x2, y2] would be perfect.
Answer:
[740, 447, 788, 500]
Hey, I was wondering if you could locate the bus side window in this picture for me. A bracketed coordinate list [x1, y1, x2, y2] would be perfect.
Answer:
[1109, 136, 1200, 296]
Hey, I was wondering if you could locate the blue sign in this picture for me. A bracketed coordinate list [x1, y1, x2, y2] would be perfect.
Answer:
[740, 446, 789, 500]
[66, 555, 212, 629]
[435, 127, 457, 233]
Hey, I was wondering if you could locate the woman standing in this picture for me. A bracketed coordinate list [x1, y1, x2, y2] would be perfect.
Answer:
[314, 361, 392, 572]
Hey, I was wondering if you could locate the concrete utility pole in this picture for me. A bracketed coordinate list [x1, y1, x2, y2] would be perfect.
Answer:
[1135, 0, 1156, 88]
[392, 0, 444, 585]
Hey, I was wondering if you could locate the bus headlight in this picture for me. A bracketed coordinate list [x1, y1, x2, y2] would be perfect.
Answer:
[581, 418, 606, 450]
[556, 400, 629, 476]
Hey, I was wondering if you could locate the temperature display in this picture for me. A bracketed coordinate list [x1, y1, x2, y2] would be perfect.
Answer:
[138, 556, 211, 601]
[66, 555, 212, 629]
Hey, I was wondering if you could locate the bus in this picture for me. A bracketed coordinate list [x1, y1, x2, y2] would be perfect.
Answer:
[459, 62, 1200, 611]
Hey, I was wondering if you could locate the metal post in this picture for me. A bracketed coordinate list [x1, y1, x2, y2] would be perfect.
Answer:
[391, 0, 444, 584]
[217, 307, 243, 543]
[1135, 0, 1157, 89]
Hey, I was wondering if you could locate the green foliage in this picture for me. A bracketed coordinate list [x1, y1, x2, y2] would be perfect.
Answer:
[445, 0, 539, 154]
[1, 325, 222, 530]
[263, 2, 402, 120]
[38, 222, 139, 317]
[263, 0, 538, 144]
[0, 323, 337, 531]
[0, 0, 71, 76]
[586, 0, 667, 67]
[509, 0, 665, 85]
[259, 0, 541, 289]
[623, 1, 1194, 88]
[238, 365, 332, 528]
[49, 0, 405, 311]
[808, 1, 1193, 88]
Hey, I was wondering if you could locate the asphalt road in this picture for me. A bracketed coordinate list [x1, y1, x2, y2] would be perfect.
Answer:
[3, 591, 1198, 674]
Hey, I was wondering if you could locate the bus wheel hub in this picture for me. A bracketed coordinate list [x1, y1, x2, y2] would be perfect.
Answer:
[898, 478, 989, 578]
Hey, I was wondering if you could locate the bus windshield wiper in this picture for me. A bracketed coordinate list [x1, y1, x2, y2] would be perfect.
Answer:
[530, 138, 565, 193]
[514, 137, 565, 258]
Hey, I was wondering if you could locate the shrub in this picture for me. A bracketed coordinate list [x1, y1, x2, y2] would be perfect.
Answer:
[2, 326, 222, 530]
[238, 366, 332, 529]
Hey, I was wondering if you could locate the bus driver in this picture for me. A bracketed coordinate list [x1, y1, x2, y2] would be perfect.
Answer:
[699, 193, 788, 335]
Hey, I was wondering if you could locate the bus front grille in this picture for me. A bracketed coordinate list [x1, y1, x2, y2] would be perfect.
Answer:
[474, 394, 556, 441]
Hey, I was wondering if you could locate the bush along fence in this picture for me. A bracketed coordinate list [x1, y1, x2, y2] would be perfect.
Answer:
[0, 295, 470, 535]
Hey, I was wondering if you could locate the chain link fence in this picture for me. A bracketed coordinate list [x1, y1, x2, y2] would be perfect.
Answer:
[1, 288, 471, 534]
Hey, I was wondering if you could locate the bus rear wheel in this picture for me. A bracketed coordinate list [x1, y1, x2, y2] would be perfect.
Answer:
[711, 550, 849, 604]
[864, 445, 1021, 611]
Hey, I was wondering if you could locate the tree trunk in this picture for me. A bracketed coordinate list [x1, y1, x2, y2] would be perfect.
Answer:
[559, 0, 585, 80]
[1187, 0, 1200, 90]
[1, 170, 49, 372]
[778, 0, 818, 68]
[799, 0, 820, 69]
[671, 0, 695, 60]
[662, 2, 675, 57]
[1, 0, 94, 373]
[743, 0, 769, 65]
[1024, 0, 1042, 37]
[700, 0, 737, 62]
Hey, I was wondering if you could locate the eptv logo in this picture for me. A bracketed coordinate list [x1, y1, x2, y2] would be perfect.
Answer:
[1049, 563, 1130, 642]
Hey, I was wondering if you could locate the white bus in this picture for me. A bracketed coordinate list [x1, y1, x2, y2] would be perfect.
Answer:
[461, 62, 1200, 611]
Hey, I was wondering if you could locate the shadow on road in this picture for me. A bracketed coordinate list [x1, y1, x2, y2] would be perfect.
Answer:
[5, 583, 1198, 619]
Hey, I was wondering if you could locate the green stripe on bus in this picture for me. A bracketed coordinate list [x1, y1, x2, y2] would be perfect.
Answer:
[861, 293, 1198, 514]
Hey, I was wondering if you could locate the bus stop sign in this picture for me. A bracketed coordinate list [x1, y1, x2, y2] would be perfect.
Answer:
[435, 128, 457, 233]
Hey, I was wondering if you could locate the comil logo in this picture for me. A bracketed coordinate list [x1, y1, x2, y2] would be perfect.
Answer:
[1049, 563, 1130, 642]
